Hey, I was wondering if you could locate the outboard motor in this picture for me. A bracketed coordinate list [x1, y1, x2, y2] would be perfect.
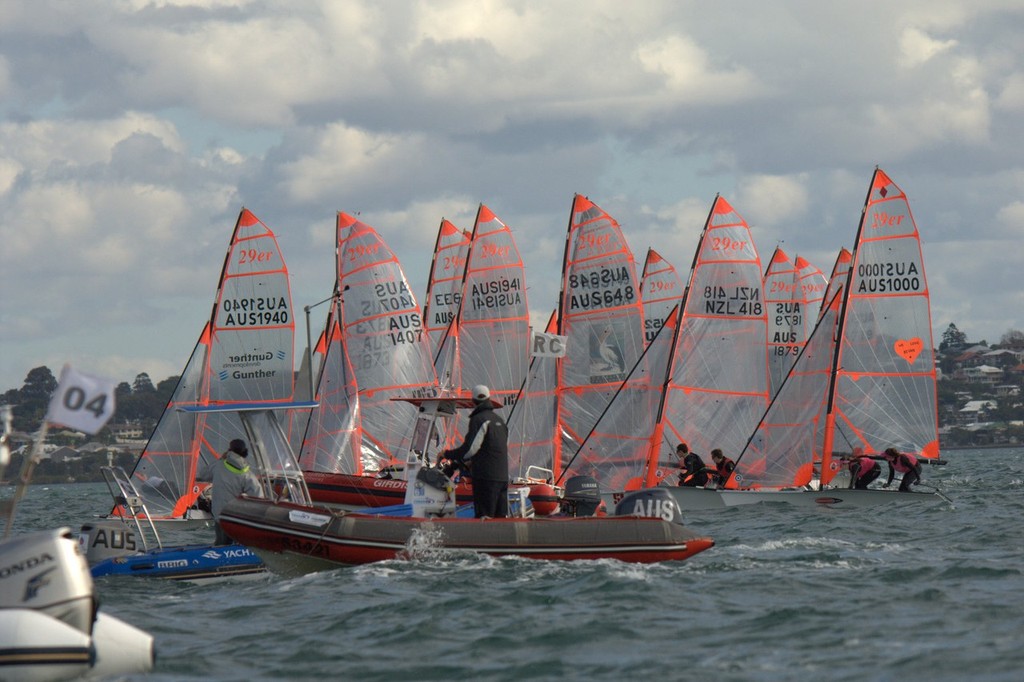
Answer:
[408, 466, 457, 517]
[614, 487, 686, 524]
[1, 528, 156, 679]
[560, 476, 602, 517]
[0, 528, 94, 634]
[78, 520, 141, 567]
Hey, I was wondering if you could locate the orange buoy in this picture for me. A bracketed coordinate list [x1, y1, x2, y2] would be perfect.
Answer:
[528, 483, 560, 516]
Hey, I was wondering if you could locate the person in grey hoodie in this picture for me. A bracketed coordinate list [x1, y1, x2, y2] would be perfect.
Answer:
[199, 438, 263, 545]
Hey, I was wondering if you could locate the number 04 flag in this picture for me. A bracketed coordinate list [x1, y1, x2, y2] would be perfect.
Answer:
[46, 364, 118, 435]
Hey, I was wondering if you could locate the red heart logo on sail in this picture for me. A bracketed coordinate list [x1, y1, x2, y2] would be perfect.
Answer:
[894, 338, 923, 363]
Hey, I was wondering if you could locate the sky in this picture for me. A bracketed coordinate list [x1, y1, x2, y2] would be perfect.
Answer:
[2, 0, 1023, 392]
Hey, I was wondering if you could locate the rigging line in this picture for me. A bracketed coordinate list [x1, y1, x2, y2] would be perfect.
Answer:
[733, 285, 845, 474]
[555, 314, 671, 486]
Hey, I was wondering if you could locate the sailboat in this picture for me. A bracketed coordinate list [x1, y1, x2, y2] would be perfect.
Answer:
[300, 213, 448, 508]
[645, 195, 771, 475]
[109, 207, 297, 528]
[794, 255, 827, 328]
[818, 247, 852, 322]
[764, 249, 828, 397]
[555, 195, 647, 481]
[422, 219, 472, 359]
[668, 168, 946, 509]
[764, 247, 800, 396]
[433, 203, 531, 411]
[640, 248, 684, 346]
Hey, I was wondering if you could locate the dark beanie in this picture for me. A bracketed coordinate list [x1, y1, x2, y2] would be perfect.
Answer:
[229, 439, 248, 457]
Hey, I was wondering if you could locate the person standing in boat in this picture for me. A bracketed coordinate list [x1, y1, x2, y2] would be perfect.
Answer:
[438, 385, 509, 518]
[675, 442, 710, 487]
[882, 447, 922, 492]
[198, 438, 263, 545]
[710, 449, 736, 488]
[847, 450, 882, 489]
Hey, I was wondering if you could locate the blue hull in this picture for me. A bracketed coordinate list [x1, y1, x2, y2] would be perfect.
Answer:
[90, 543, 265, 581]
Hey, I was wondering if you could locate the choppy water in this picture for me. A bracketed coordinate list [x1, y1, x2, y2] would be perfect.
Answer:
[5, 447, 1024, 681]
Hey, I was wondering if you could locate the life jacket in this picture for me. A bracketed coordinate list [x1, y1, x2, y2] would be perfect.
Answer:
[851, 456, 879, 479]
[223, 458, 250, 475]
[716, 457, 736, 488]
[891, 452, 919, 474]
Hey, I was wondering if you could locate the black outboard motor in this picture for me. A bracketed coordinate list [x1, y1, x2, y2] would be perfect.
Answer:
[614, 487, 686, 524]
[560, 476, 602, 517]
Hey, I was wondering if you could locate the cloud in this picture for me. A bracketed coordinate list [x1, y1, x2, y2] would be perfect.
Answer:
[899, 27, 958, 68]
[2, 0, 1023, 389]
[735, 174, 810, 228]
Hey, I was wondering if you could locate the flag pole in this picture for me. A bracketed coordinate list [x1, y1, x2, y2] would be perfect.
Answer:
[3, 420, 50, 539]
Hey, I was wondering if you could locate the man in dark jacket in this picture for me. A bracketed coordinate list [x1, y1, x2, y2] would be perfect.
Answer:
[438, 385, 509, 518]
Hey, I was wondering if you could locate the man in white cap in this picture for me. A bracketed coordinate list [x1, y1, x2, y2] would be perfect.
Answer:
[438, 384, 509, 518]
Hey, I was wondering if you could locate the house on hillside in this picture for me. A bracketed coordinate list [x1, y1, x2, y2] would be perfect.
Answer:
[982, 349, 1023, 369]
[49, 446, 82, 464]
[959, 399, 998, 425]
[954, 344, 991, 368]
[956, 364, 1004, 384]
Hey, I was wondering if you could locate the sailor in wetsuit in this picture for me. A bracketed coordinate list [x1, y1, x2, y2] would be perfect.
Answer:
[675, 442, 710, 487]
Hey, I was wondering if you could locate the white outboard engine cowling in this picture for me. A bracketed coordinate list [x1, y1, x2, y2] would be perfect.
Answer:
[0, 528, 94, 634]
[614, 488, 686, 524]
[408, 467, 457, 517]
[1, 528, 156, 681]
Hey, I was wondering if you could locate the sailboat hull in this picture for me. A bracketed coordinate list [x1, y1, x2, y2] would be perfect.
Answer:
[219, 497, 714, 572]
[652, 485, 942, 511]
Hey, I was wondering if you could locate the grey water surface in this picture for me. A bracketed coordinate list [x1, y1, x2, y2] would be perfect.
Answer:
[6, 447, 1022, 681]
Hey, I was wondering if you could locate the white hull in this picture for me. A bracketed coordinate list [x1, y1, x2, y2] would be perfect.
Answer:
[667, 483, 937, 509]
[605, 485, 941, 511]
[99, 514, 212, 533]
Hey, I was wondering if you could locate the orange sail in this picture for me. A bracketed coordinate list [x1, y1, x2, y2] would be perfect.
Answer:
[657, 196, 770, 465]
[329, 213, 438, 471]
[640, 248, 684, 346]
[555, 195, 647, 482]
[818, 247, 852, 323]
[125, 208, 296, 520]
[794, 255, 827, 329]
[763, 246, 799, 396]
[738, 168, 940, 488]
[430, 204, 530, 448]
[422, 219, 471, 360]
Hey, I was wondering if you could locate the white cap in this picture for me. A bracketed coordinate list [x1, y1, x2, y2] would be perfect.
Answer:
[472, 384, 490, 401]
